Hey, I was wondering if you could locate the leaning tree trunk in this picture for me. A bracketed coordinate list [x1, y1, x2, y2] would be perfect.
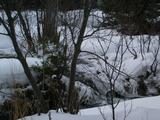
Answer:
[67, 0, 91, 113]
[0, 3, 48, 113]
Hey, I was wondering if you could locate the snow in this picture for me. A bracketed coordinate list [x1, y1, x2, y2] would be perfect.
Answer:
[0, 57, 42, 86]
[121, 53, 155, 76]
[0, 57, 42, 104]
[0, 25, 13, 50]
[78, 30, 160, 95]
[19, 96, 160, 120]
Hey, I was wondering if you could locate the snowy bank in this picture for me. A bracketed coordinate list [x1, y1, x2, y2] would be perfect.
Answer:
[20, 96, 160, 120]
[0, 57, 42, 86]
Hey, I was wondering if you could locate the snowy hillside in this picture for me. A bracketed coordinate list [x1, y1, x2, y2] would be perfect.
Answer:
[0, 10, 160, 105]
[0, 9, 160, 120]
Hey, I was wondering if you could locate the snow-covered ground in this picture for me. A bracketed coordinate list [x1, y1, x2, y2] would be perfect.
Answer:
[19, 95, 160, 120]
[0, 10, 160, 120]
[0, 57, 41, 86]
[0, 11, 160, 100]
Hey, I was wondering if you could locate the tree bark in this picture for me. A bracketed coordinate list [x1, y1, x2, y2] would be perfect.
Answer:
[43, 0, 59, 44]
[67, 0, 91, 113]
[17, 11, 36, 53]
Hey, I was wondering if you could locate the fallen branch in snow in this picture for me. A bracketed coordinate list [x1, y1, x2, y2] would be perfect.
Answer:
[0, 56, 17, 59]
[0, 32, 9, 36]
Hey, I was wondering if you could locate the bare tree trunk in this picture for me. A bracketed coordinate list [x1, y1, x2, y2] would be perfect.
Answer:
[17, 11, 36, 53]
[67, 0, 91, 113]
[67, 49, 80, 113]
[0, 2, 48, 113]
[109, 79, 115, 120]
[43, 0, 59, 44]
[147, 35, 151, 53]
[36, 10, 42, 42]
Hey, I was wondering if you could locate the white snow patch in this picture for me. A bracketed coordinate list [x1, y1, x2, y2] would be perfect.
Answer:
[19, 96, 160, 120]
